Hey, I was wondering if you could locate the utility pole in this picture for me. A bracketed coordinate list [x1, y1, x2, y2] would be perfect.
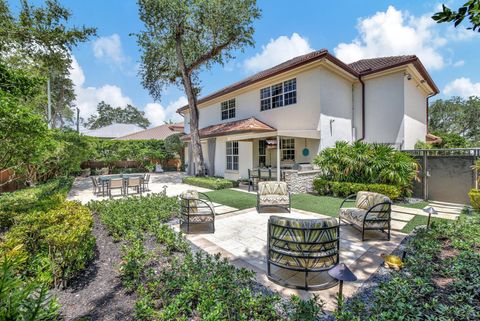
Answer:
[76, 107, 80, 133]
[47, 78, 52, 129]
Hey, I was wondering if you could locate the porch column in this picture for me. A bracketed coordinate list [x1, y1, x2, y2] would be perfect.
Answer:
[276, 135, 281, 182]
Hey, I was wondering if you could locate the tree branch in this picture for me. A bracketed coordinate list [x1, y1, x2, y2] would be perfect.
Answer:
[186, 38, 234, 73]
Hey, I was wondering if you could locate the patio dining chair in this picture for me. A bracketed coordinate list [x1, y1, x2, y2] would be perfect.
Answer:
[108, 178, 125, 198]
[126, 177, 142, 195]
[248, 169, 260, 192]
[90, 176, 100, 195]
[267, 216, 340, 290]
[142, 174, 150, 192]
[179, 190, 215, 234]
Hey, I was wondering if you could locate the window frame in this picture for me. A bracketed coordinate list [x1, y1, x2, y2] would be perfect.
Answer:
[281, 138, 295, 161]
[221, 98, 236, 120]
[260, 78, 297, 111]
[226, 141, 239, 171]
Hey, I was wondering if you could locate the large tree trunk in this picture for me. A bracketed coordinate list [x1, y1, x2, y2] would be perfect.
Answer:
[175, 40, 206, 176]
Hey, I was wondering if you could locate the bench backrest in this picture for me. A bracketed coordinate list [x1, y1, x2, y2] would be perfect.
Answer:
[258, 181, 288, 196]
[355, 191, 391, 211]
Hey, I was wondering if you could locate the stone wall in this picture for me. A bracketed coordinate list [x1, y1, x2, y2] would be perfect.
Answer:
[284, 169, 322, 194]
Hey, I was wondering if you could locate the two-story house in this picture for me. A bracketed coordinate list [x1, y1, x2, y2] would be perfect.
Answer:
[178, 49, 439, 180]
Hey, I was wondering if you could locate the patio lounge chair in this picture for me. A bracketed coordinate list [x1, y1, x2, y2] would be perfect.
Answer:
[126, 177, 142, 195]
[339, 191, 392, 241]
[179, 190, 215, 234]
[267, 216, 340, 290]
[108, 178, 124, 198]
[257, 181, 291, 213]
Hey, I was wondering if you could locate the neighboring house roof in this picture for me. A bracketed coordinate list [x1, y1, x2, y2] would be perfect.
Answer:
[348, 55, 439, 94]
[181, 117, 275, 140]
[177, 50, 438, 114]
[82, 123, 144, 138]
[116, 122, 184, 140]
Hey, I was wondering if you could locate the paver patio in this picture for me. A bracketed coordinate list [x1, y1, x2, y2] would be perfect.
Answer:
[174, 207, 407, 311]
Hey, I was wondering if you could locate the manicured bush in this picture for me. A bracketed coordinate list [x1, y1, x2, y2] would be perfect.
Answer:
[0, 201, 95, 287]
[182, 176, 239, 190]
[469, 189, 480, 211]
[313, 141, 417, 196]
[313, 178, 402, 200]
[337, 213, 480, 320]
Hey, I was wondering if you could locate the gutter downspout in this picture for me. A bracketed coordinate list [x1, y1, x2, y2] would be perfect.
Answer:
[358, 76, 365, 141]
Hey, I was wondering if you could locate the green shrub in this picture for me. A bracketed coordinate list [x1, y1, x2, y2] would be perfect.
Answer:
[182, 176, 238, 190]
[0, 248, 59, 320]
[313, 178, 402, 200]
[313, 141, 417, 196]
[0, 201, 95, 286]
[339, 214, 480, 320]
[469, 189, 480, 211]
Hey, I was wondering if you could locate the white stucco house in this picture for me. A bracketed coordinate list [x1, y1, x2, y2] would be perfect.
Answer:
[178, 49, 439, 180]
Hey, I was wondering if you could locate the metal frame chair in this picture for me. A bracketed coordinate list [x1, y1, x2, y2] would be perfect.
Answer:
[339, 192, 392, 241]
[179, 191, 215, 234]
[126, 177, 142, 195]
[107, 178, 125, 198]
[142, 174, 150, 192]
[256, 181, 291, 213]
[90, 176, 100, 195]
[267, 216, 340, 290]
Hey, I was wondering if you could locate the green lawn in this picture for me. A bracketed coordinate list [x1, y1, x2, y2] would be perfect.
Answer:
[204, 189, 448, 233]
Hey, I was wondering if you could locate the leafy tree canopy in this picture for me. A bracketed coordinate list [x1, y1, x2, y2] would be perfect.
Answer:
[85, 101, 151, 129]
[429, 96, 480, 146]
[136, 0, 261, 175]
[432, 0, 480, 32]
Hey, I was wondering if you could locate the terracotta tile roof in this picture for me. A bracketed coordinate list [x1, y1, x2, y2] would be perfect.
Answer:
[348, 55, 439, 93]
[116, 122, 184, 140]
[181, 117, 275, 140]
[177, 52, 438, 115]
[177, 50, 358, 113]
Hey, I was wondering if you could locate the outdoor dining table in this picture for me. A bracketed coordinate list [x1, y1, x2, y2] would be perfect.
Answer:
[98, 174, 144, 197]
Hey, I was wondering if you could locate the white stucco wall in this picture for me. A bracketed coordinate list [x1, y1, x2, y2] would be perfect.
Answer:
[362, 72, 405, 146]
[403, 76, 428, 149]
[318, 68, 354, 148]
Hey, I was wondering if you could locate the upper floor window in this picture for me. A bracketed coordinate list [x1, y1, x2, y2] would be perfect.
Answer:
[221, 98, 236, 120]
[226, 141, 239, 171]
[260, 78, 297, 111]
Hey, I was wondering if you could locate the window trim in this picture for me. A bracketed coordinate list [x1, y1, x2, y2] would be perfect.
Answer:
[221, 98, 236, 120]
[281, 138, 295, 161]
[260, 78, 297, 111]
[226, 141, 239, 171]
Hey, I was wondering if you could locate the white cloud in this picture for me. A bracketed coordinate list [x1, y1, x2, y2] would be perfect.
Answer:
[334, 6, 447, 70]
[92, 34, 126, 66]
[144, 97, 187, 127]
[453, 60, 465, 67]
[444, 77, 480, 97]
[244, 33, 314, 73]
[69, 56, 185, 126]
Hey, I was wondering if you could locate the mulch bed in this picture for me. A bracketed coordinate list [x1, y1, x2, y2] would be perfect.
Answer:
[52, 213, 136, 321]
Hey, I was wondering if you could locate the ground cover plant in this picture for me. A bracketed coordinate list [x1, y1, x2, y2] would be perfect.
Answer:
[313, 141, 418, 197]
[182, 176, 239, 190]
[336, 213, 480, 320]
[90, 194, 325, 320]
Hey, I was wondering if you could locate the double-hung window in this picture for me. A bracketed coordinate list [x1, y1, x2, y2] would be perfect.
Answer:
[221, 98, 236, 120]
[226, 141, 239, 171]
[281, 138, 295, 161]
[260, 78, 297, 111]
[258, 140, 266, 167]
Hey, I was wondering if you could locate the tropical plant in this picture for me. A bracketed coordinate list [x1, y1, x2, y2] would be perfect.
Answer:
[136, 0, 261, 176]
[313, 141, 418, 190]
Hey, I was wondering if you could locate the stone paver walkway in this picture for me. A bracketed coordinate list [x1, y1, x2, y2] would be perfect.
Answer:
[175, 207, 407, 311]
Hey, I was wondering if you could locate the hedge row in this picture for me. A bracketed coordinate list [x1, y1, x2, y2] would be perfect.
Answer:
[313, 178, 403, 200]
[182, 176, 239, 190]
[469, 189, 480, 211]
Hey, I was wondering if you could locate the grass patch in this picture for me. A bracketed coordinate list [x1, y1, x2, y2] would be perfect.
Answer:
[182, 176, 238, 190]
[291, 194, 342, 217]
[205, 189, 257, 210]
[394, 200, 429, 209]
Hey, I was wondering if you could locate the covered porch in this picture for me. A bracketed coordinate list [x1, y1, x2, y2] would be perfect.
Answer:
[184, 117, 321, 181]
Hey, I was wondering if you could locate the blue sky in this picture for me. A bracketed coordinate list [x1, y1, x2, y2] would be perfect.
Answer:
[8, 0, 480, 126]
